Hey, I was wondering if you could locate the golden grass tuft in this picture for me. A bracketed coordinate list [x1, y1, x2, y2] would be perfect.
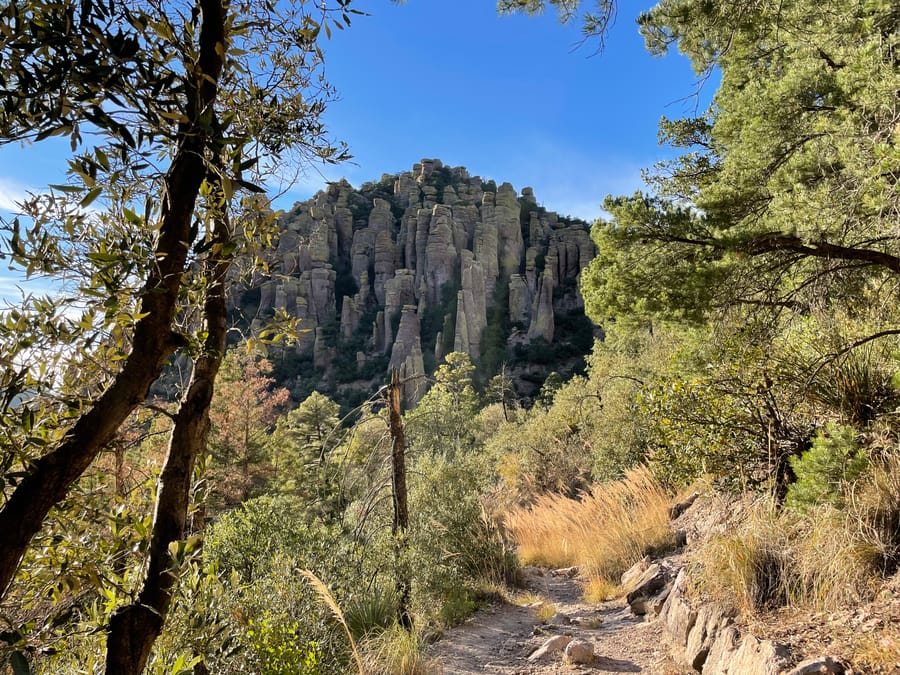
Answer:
[583, 575, 619, 603]
[504, 465, 674, 584]
[358, 623, 433, 675]
[300, 569, 364, 674]
[693, 491, 893, 616]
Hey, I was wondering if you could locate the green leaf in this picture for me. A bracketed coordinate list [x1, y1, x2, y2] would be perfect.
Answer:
[234, 178, 266, 193]
[10, 651, 31, 675]
[80, 187, 103, 208]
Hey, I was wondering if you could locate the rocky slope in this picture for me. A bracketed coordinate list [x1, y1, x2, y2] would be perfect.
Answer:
[235, 159, 598, 405]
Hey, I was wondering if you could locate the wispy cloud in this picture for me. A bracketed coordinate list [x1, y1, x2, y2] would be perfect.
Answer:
[0, 176, 30, 213]
[465, 139, 654, 223]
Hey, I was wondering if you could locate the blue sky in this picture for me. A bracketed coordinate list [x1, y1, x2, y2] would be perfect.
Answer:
[293, 0, 711, 220]
[0, 0, 710, 275]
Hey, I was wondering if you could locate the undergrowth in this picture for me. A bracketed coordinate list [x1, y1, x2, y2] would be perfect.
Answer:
[693, 455, 900, 616]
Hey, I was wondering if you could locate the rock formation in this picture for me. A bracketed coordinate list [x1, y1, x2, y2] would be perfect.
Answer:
[235, 159, 598, 404]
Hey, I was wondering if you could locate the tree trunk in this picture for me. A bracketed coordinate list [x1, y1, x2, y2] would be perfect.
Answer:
[387, 369, 412, 629]
[105, 199, 232, 672]
[0, 0, 227, 603]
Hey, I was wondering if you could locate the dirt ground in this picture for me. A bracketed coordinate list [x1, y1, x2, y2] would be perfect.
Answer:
[427, 567, 689, 674]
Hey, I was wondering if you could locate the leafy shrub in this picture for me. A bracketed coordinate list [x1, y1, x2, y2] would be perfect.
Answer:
[407, 453, 518, 624]
[198, 497, 361, 671]
[244, 614, 322, 675]
[786, 424, 868, 511]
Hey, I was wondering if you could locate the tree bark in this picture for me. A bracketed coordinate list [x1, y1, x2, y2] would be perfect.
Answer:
[105, 198, 232, 672]
[0, 0, 227, 603]
[387, 369, 412, 629]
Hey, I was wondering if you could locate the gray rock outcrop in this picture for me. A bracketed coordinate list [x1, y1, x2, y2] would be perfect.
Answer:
[236, 159, 597, 403]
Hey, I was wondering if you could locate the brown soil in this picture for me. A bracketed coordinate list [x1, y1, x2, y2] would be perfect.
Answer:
[427, 567, 689, 674]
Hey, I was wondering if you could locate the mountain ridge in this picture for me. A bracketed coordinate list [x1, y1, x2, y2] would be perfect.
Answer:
[234, 158, 600, 407]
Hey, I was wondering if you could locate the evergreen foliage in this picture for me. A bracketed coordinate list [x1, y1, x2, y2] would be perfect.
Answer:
[786, 425, 869, 511]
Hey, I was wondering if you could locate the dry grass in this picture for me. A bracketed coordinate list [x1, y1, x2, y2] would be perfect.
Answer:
[504, 465, 675, 584]
[583, 575, 619, 603]
[358, 623, 433, 675]
[512, 591, 557, 622]
[694, 457, 900, 617]
[301, 569, 364, 674]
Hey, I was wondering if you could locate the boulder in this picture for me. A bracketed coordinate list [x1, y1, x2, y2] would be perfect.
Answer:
[527, 635, 572, 662]
[624, 563, 670, 616]
[564, 638, 595, 665]
[783, 656, 849, 674]
[684, 603, 731, 670]
[620, 557, 652, 590]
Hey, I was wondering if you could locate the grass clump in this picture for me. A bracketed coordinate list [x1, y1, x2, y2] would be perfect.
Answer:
[504, 465, 675, 584]
[358, 624, 433, 675]
[583, 576, 619, 603]
[695, 456, 900, 617]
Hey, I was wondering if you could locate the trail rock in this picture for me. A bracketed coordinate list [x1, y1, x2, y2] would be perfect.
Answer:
[527, 635, 572, 662]
[548, 612, 571, 625]
[564, 638, 595, 665]
[624, 563, 671, 616]
[685, 603, 731, 670]
[783, 656, 849, 674]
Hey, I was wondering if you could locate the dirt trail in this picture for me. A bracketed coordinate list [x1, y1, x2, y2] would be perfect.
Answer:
[428, 567, 681, 674]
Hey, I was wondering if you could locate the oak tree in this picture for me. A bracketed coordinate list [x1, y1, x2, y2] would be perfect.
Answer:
[0, 0, 355, 670]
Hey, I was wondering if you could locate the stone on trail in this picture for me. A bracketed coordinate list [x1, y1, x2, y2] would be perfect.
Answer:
[564, 638, 595, 665]
[783, 655, 850, 675]
[548, 612, 572, 625]
[552, 566, 579, 578]
[527, 634, 572, 661]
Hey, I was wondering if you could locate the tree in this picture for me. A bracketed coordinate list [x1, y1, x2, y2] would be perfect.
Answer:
[209, 349, 290, 506]
[582, 0, 900, 332]
[497, 0, 618, 49]
[511, 0, 900, 491]
[0, 0, 356, 670]
[268, 391, 344, 517]
[407, 352, 481, 458]
[486, 366, 517, 421]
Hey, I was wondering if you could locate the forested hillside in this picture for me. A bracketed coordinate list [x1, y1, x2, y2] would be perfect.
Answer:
[1, 0, 900, 672]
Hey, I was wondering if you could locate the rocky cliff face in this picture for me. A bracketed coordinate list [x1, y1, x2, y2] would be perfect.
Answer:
[237, 159, 597, 405]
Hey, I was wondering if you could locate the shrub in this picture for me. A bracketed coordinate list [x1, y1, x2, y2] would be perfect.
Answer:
[198, 497, 361, 672]
[407, 453, 519, 624]
[786, 424, 868, 511]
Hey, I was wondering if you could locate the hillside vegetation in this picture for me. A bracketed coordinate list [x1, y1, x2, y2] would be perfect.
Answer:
[2, 0, 900, 672]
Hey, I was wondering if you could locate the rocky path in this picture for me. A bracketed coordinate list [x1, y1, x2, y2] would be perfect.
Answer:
[428, 567, 683, 674]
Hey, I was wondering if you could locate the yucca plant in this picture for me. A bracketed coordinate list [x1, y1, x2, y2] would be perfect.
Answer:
[344, 589, 398, 642]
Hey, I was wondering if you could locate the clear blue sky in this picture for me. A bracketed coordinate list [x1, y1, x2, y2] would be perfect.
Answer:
[292, 0, 709, 220]
[0, 0, 711, 299]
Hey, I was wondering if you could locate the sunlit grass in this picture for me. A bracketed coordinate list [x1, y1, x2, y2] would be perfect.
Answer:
[504, 465, 675, 585]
